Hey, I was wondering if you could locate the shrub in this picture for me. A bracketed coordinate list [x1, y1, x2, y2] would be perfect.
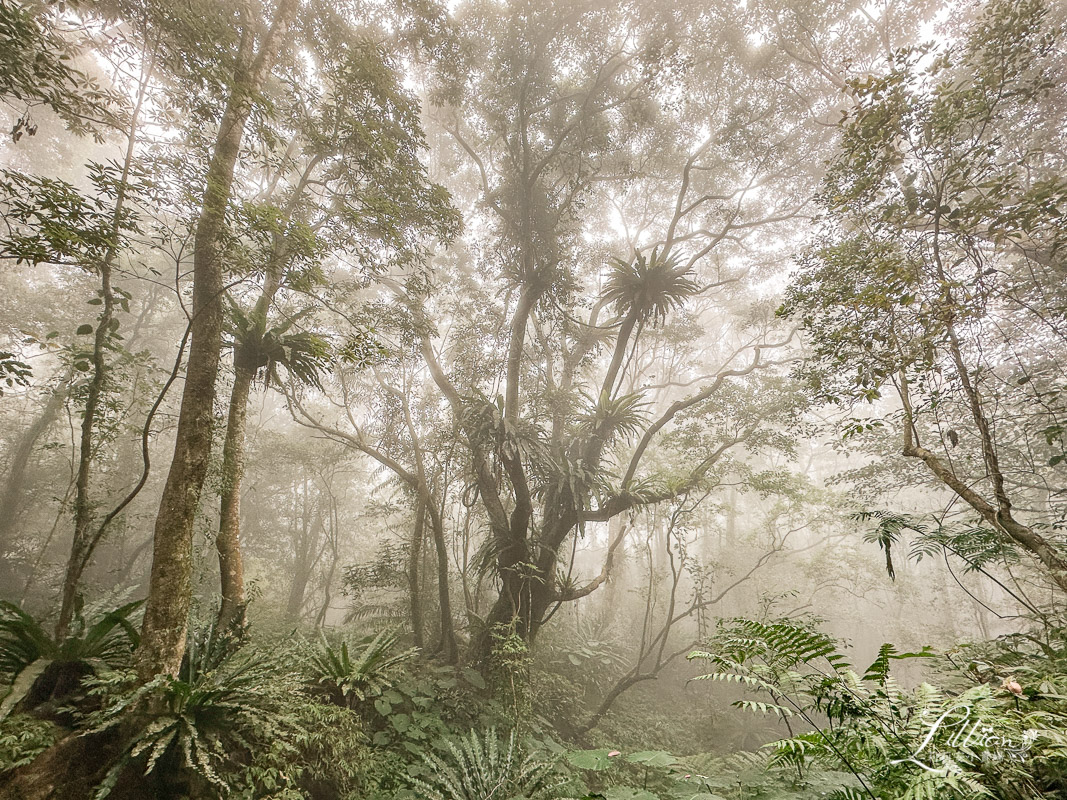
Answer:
[690, 616, 1067, 800]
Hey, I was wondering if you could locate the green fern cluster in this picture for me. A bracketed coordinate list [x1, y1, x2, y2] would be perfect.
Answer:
[690, 616, 1067, 799]
[0, 600, 142, 681]
[31, 626, 427, 799]
[85, 650, 309, 798]
[0, 713, 56, 772]
[305, 628, 417, 709]
[0, 600, 142, 722]
[406, 728, 572, 800]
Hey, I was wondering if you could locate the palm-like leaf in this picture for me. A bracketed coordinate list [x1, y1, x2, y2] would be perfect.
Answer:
[0, 600, 142, 680]
[264, 329, 330, 389]
[0, 600, 142, 719]
[602, 248, 700, 327]
[0, 604, 53, 680]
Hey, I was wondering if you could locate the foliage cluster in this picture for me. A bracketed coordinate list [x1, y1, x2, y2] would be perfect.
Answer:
[690, 616, 1067, 799]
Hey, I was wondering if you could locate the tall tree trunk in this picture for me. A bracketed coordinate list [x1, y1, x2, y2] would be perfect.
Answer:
[467, 509, 586, 667]
[408, 497, 426, 648]
[56, 47, 158, 639]
[427, 501, 457, 663]
[315, 530, 339, 628]
[468, 549, 546, 666]
[213, 172, 305, 634]
[286, 484, 322, 622]
[215, 362, 254, 634]
[57, 256, 116, 640]
[286, 569, 310, 622]
[504, 288, 536, 422]
[137, 0, 299, 680]
[601, 313, 637, 398]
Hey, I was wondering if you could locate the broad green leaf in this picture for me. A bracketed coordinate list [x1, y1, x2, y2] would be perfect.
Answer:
[567, 748, 615, 770]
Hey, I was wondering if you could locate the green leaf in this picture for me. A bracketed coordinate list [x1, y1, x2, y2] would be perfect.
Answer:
[567, 748, 616, 770]
[625, 750, 677, 768]
[461, 668, 486, 689]
[0, 659, 51, 719]
[76, 324, 94, 335]
[603, 788, 658, 800]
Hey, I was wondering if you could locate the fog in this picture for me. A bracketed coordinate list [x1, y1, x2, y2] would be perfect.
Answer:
[0, 0, 1064, 797]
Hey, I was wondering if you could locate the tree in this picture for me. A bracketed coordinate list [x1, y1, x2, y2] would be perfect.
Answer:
[366, 0, 827, 665]
[782, 0, 1067, 595]
[212, 2, 458, 635]
[0, 11, 158, 635]
[137, 0, 301, 680]
[0, 379, 67, 562]
[291, 357, 464, 661]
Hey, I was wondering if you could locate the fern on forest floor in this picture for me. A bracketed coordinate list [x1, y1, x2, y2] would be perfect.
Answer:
[305, 628, 417, 709]
[688, 616, 1067, 799]
[83, 651, 309, 799]
[403, 728, 573, 800]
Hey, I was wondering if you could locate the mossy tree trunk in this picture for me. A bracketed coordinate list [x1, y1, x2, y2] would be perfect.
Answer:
[215, 361, 255, 635]
[137, 0, 299, 680]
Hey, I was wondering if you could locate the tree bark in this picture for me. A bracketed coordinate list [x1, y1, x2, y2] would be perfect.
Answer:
[137, 0, 299, 680]
[215, 362, 254, 634]
[408, 496, 426, 648]
[213, 159, 309, 634]
[504, 288, 536, 423]
[600, 312, 637, 398]
[426, 500, 457, 662]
